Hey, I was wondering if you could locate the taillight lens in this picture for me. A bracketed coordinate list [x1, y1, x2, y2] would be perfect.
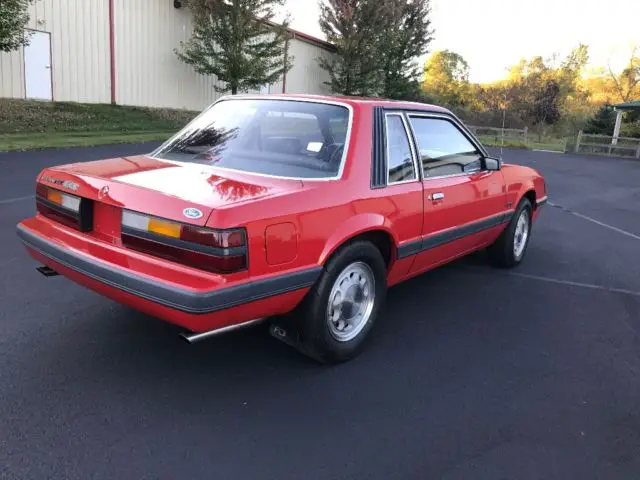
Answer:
[121, 210, 247, 274]
[36, 184, 93, 231]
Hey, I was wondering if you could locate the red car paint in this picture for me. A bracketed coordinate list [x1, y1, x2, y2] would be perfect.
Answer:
[17, 95, 546, 335]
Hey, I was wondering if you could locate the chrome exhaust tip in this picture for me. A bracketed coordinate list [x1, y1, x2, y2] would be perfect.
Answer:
[180, 318, 265, 344]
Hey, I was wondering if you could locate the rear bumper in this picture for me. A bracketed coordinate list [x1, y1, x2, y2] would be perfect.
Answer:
[17, 220, 320, 332]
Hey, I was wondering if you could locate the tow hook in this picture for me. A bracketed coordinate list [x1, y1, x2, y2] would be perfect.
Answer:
[36, 265, 59, 277]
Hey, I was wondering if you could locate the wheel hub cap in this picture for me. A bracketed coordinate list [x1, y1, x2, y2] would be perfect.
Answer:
[326, 262, 376, 342]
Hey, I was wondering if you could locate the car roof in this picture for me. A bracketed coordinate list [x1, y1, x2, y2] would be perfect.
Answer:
[225, 93, 453, 115]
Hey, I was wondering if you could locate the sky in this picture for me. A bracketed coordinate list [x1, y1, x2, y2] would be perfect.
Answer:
[285, 0, 640, 83]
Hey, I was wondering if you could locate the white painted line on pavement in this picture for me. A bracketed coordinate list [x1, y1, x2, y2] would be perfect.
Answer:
[533, 149, 563, 153]
[460, 266, 640, 298]
[504, 271, 640, 298]
[0, 258, 18, 268]
[0, 195, 34, 205]
[548, 202, 640, 241]
[569, 211, 640, 241]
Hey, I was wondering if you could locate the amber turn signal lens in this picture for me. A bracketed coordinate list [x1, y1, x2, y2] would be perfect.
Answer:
[148, 218, 182, 238]
[47, 189, 63, 204]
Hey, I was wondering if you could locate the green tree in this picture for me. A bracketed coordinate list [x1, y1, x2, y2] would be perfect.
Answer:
[318, 0, 386, 96]
[0, 0, 32, 52]
[530, 80, 561, 125]
[379, 0, 434, 100]
[176, 0, 292, 95]
[422, 50, 471, 106]
[584, 105, 616, 135]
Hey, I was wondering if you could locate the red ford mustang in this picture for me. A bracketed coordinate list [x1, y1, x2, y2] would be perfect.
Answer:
[17, 95, 546, 363]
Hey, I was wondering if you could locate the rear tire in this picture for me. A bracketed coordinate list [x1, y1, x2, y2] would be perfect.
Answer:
[296, 240, 387, 364]
[488, 198, 533, 268]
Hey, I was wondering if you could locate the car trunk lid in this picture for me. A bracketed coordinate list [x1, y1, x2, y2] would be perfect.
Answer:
[38, 155, 303, 233]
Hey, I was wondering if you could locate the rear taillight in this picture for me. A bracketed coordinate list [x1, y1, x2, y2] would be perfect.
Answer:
[36, 184, 93, 231]
[121, 210, 247, 274]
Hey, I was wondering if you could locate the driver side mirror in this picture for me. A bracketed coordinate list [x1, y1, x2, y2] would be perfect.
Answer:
[483, 156, 501, 171]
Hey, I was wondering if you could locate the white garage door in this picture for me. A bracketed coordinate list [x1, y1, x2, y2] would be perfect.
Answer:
[24, 30, 53, 101]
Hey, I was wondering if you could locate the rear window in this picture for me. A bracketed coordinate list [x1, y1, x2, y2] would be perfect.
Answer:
[153, 99, 351, 179]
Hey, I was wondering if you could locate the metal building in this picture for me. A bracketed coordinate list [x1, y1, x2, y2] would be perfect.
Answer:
[0, 0, 334, 110]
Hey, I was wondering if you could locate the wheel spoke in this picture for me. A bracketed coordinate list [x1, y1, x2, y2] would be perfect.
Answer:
[332, 292, 342, 307]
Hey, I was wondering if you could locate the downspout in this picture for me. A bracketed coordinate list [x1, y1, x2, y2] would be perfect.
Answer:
[108, 0, 116, 104]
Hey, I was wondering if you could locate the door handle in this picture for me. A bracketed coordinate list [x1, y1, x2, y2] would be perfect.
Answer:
[429, 192, 445, 201]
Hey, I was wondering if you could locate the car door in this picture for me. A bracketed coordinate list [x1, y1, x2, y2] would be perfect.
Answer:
[406, 114, 507, 273]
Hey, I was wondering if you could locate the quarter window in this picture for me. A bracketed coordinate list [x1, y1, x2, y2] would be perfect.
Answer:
[385, 114, 416, 184]
[408, 117, 483, 177]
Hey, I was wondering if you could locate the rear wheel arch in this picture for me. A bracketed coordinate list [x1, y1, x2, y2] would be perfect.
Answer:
[320, 228, 396, 271]
[318, 213, 399, 267]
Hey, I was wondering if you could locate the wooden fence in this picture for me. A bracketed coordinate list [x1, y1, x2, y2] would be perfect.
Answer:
[466, 125, 528, 147]
[575, 131, 640, 159]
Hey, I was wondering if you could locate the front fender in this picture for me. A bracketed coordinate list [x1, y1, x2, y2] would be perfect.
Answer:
[318, 213, 398, 265]
[502, 165, 540, 207]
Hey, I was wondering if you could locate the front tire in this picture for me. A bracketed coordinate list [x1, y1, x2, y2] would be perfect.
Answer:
[296, 240, 387, 364]
[488, 198, 533, 268]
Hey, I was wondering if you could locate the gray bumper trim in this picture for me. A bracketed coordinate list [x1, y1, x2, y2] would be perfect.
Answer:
[17, 224, 322, 314]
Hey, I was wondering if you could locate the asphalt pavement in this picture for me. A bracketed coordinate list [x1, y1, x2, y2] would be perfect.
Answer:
[1, 145, 640, 479]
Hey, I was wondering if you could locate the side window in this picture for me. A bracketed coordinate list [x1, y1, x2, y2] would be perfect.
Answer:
[385, 114, 416, 184]
[408, 117, 483, 178]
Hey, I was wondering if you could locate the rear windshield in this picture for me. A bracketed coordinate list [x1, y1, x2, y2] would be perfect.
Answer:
[153, 99, 350, 179]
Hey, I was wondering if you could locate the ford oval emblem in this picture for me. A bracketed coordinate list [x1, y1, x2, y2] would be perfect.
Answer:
[183, 207, 203, 220]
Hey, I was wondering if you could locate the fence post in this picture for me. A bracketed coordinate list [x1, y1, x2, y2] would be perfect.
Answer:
[523, 127, 528, 147]
[636, 141, 640, 159]
[575, 130, 583, 153]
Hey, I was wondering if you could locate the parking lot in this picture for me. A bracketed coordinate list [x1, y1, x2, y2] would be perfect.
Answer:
[1, 145, 639, 479]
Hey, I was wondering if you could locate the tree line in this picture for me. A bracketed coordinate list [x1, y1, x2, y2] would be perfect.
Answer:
[422, 46, 640, 138]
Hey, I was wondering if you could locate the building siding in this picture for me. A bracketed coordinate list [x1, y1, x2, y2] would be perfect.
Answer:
[0, 0, 110, 103]
[114, 0, 221, 110]
[0, 47, 25, 99]
[285, 39, 333, 96]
